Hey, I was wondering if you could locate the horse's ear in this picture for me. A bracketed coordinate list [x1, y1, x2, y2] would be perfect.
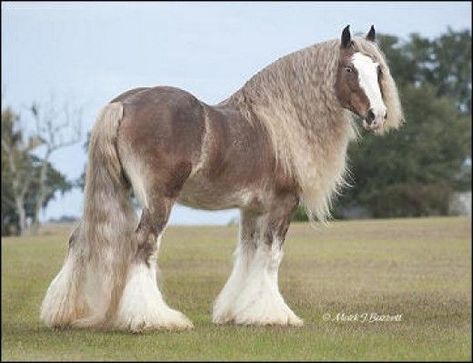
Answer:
[341, 25, 352, 48]
[366, 25, 376, 42]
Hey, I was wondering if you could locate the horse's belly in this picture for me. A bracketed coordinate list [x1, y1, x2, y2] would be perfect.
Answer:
[177, 176, 256, 211]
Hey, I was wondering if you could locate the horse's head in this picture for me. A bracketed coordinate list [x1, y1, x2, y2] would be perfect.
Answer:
[335, 25, 389, 132]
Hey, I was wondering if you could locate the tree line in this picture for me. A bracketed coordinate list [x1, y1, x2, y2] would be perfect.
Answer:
[1, 29, 471, 235]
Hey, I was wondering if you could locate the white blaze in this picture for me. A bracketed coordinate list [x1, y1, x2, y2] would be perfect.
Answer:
[352, 52, 386, 119]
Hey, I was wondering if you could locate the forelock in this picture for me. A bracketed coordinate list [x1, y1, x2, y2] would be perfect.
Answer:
[351, 37, 388, 69]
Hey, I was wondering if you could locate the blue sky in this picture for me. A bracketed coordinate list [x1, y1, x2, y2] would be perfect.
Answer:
[2, 1, 471, 225]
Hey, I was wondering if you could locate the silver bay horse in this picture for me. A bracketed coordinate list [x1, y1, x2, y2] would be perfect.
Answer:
[41, 25, 403, 332]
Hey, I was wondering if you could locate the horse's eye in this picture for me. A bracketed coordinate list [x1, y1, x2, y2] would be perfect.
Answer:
[344, 66, 353, 73]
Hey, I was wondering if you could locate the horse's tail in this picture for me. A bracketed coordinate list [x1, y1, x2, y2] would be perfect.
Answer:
[40, 102, 137, 329]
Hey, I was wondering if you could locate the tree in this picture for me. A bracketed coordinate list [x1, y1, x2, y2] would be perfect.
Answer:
[1, 102, 81, 236]
[2, 154, 72, 236]
[1, 107, 41, 234]
[428, 29, 471, 113]
[28, 100, 82, 233]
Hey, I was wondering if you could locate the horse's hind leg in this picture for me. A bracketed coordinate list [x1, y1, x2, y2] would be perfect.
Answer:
[40, 225, 88, 328]
[114, 172, 193, 332]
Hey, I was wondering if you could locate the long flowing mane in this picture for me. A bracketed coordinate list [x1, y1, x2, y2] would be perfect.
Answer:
[223, 37, 403, 222]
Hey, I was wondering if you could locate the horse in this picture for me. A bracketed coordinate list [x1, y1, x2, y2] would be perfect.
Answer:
[40, 25, 403, 332]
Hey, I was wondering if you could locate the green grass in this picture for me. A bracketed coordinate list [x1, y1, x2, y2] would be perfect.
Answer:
[2, 217, 471, 361]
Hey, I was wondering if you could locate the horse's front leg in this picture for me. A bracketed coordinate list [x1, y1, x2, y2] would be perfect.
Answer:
[213, 209, 258, 324]
[213, 193, 303, 326]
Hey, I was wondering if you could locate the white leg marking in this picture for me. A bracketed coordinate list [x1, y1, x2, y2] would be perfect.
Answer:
[213, 241, 303, 326]
[213, 244, 253, 323]
[40, 253, 87, 328]
[114, 256, 193, 332]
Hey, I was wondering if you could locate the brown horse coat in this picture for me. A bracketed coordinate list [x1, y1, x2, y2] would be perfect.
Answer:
[40, 26, 403, 332]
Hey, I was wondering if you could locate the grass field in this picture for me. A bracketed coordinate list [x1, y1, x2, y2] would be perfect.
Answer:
[1, 217, 471, 361]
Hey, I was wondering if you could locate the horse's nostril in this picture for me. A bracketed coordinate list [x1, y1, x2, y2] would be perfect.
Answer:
[384, 111, 388, 119]
[366, 109, 375, 124]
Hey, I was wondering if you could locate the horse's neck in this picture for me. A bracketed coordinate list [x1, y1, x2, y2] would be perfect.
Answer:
[226, 74, 352, 168]
[222, 40, 354, 182]
[218, 42, 359, 220]
[226, 41, 343, 126]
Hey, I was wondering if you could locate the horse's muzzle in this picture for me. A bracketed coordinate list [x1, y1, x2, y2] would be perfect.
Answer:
[363, 108, 386, 131]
